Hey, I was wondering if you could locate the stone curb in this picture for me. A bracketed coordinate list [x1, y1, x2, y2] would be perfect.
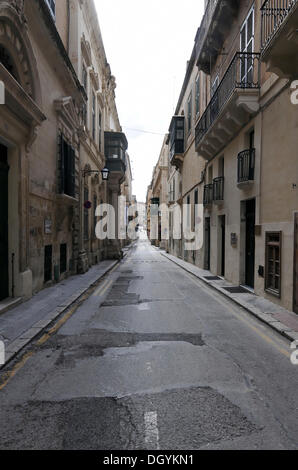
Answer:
[0, 257, 123, 370]
[161, 251, 297, 344]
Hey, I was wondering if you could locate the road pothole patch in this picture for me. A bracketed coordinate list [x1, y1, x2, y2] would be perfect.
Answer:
[0, 386, 259, 449]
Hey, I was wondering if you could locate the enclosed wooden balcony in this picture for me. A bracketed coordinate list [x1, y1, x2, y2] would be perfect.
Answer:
[261, 0, 298, 78]
[169, 116, 185, 171]
[104, 132, 127, 182]
[195, 52, 260, 160]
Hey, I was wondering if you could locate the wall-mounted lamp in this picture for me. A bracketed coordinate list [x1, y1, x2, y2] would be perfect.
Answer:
[82, 168, 110, 181]
[101, 167, 110, 181]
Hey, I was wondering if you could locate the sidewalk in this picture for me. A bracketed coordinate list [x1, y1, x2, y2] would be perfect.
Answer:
[0, 258, 120, 368]
[160, 250, 298, 343]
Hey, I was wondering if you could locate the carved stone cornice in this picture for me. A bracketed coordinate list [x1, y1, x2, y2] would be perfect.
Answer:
[54, 96, 81, 133]
[81, 33, 92, 67]
[0, 63, 45, 126]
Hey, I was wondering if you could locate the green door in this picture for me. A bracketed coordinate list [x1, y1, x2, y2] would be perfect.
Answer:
[0, 144, 9, 300]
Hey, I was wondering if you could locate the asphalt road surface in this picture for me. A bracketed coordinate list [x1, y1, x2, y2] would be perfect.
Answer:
[0, 239, 297, 450]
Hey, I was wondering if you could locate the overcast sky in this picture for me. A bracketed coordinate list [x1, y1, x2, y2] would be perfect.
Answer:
[95, 0, 204, 202]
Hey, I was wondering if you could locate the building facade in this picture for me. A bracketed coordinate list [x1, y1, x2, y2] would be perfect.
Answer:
[158, 0, 298, 313]
[0, 0, 130, 307]
[149, 135, 169, 249]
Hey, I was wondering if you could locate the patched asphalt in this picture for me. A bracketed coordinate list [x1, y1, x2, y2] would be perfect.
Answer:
[0, 239, 297, 450]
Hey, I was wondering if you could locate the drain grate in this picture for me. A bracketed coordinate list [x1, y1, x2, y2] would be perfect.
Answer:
[222, 286, 253, 294]
[204, 276, 221, 281]
[117, 276, 143, 281]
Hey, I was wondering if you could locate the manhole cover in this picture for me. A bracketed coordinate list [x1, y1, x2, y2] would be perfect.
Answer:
[222, 286, 253, 294]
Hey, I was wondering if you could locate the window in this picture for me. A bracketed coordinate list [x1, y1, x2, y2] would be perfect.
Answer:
[265, 232, 282, 297]
[82, 63, 88, 92]
[187, 92, 192, 135]
[98, 109, 102, 149]
[60, 244, 67, 274]
[59, 135, 75, 198]
[45, 0, 55, 19]
[92, 92, 96, 141]
[195, 76, 200, 116]
[187, 195, 191, 228]
[84, 187, 89, 240]
[194, 189, 198, 231]
[210, 76, 219, 122]
[240, 7, 255, 84]
[211, 76, 219, 98]
[0, 46, 19, 81]
[93, 194, 97, 236]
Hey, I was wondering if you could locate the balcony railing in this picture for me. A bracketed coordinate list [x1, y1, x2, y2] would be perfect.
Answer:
[213, 177, 224, 202]
[195, 52, 260, 149]
[237, 149, 255, 183]
[203, 184, 213, 206]
[261, 0, 297, 50]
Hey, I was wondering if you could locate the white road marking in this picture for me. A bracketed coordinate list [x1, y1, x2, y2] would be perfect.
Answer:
[138, 303, 150, 311]
[144, 411, 160, 449]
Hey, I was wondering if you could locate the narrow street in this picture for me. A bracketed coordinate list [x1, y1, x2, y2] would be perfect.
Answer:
[0, 239, 297, 450]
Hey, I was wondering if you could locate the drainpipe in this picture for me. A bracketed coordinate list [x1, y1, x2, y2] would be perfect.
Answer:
[11, 253, 15, 298]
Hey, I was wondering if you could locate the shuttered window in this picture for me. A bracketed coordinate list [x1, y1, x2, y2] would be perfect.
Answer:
[195, 76, 200, 116]
[59, 135, 75, 198]
[92, 92, 96, 141]
[84, 188, 89, 240]
[265, 232, 282, 297]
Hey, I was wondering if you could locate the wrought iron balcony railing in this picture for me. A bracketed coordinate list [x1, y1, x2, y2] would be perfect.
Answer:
[261, 0, 297, 50]
[213, 177, 224, 202]
[195, 52, 260, 149]
[203, 184, 213, 206]
[237, 149, 255, 183]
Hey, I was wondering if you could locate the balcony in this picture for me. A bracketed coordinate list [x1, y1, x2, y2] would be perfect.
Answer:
[169, 116, 185, 170]
[195, 52, 260, 160]
[196, 0, 241, 74]
[104, 132, 127, 183]
[237, 149, 255, 187]
[203, 184, 213, 208]
[213, 177, 224, 204]
[261, 0, 298, 78]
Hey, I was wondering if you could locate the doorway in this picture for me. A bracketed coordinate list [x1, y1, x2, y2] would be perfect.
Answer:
[204, 217, 211, 270]
[219, 215, 226, 277]
[44, 245, 52, 283]
[245, 199, 256, 288]
[0, 144, 9, 301]
[294, 214, 298, 314]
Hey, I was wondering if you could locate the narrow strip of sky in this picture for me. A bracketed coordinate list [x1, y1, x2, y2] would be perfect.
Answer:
[95, 0, 204, 202]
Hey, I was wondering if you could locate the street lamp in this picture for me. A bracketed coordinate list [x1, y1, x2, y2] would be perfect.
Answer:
[101, 167, 110, 181]
[82, 168, 110, 181]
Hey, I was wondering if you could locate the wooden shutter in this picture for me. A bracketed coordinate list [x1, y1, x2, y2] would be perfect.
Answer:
[59, 134, 65, 194]
[70, 147, 75, 198]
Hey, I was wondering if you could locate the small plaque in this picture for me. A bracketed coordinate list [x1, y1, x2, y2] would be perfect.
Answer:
[44, 218, 52, 234]
[231, 233, 237, 246]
